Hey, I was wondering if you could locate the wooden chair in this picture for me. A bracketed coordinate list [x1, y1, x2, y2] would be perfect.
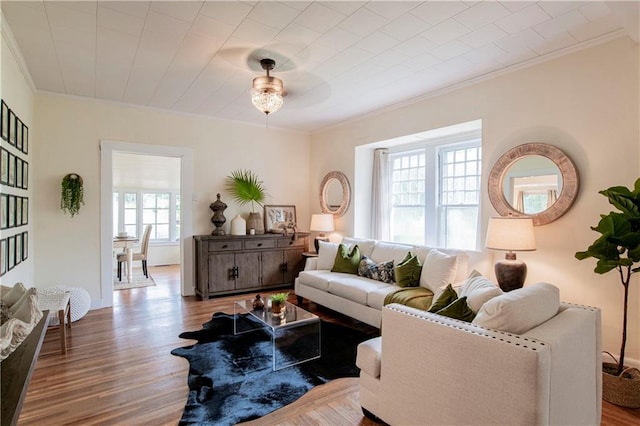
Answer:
[117, 225, 152, 281]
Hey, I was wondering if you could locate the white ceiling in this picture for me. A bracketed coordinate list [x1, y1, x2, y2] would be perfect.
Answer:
[2, 1, 638, 132]
[112, 152, 181, 190]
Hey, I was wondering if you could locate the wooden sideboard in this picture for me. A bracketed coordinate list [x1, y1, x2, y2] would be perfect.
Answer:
[193, 233, 309, 299]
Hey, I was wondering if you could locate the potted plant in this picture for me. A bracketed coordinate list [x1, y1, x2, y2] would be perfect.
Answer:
[575, 178, 640, 408]
[61, 173, 84, 217]
[225, 169, 267, 234]
[269, 292, 288, 317]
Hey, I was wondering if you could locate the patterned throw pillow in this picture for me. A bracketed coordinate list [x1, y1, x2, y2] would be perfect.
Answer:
[358, 255, 395, 284]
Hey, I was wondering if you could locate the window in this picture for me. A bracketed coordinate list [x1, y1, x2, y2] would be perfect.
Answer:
[388, 136, 481, 250]
[113, 190, 181, 243]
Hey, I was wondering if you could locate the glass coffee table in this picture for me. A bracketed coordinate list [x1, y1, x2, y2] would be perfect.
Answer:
[234, 299, 321, 371]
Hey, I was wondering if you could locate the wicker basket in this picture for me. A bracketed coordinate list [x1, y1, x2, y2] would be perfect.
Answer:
[602, 353, 640, 408]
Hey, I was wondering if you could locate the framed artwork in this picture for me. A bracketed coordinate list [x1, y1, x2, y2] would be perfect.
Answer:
[15, 197, 22, 226]
[15, 156, 22, 189]
[0, 238, 6, 276]
[8, 194, 15, 228]
[8, 235, 15, 271]
[22, 160, 28, 189]
[264, 205, 297, 233]
[22, 197, 28, 225]
[22, 123, 28, 154]
[1, 148, 8, 185]
[1, 100, 8, 141]
[8, 109, 15, 146]
[15, 117, 23, 151]
[15, 234, 21, 266]
[7, 151, 15, 187]
[22, 231, 28, 261]
[0, 193, 7, 229]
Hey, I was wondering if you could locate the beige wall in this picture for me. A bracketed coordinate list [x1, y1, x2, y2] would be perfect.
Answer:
[0, 19, 35, 286]
[310, 37, 640, 365]
[33, 94, 310, 304]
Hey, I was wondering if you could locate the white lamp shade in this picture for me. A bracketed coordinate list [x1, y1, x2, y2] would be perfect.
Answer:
[310, 214, 335, 233]
[485, 217, 536, 251]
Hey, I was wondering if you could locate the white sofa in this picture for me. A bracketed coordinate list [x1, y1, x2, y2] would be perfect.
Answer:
[356, 302, 602, 425]
[294, 237, 491, 328]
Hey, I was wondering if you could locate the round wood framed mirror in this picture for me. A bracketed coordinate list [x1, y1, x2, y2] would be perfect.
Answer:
[488, 143, 579, 226]
[319, 171, 351, 217]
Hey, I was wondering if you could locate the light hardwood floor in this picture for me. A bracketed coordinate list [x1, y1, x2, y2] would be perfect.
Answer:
[18, 265, 640, 425]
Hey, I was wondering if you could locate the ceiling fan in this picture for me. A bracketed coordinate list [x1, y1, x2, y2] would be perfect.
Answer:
[251, 58, 285, 115]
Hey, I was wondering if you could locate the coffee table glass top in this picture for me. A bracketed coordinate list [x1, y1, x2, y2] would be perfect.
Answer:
[234, 299, 318, 331]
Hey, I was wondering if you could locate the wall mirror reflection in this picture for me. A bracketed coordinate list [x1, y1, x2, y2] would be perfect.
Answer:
[319, 171, 351, 217]
[502, 155, 562, 215]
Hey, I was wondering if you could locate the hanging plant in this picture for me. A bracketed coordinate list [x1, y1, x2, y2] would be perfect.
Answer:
[61, 173, 84, 217]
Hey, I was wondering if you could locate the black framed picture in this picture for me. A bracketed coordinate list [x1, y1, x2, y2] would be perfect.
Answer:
[8, 194, 15, 228]
[7, 151, 15, 187]
[15, 197, 22, 226]
[0, 238, 6, 276]
[8, 235, 15, 271]
[22, 160, 28, 189]
[15, 156, 22, 189]
[1, 100, 8, 141]
[0, 147, 8, 185]
[15, 117, 23, 151]
[22, 231, 28, 261]
[22, 197, 28, 225]
[15, 234, 21, 266]
[0, 193, 7, 229]
[22, 123, 28, 154]
[8, 109, 16, 146]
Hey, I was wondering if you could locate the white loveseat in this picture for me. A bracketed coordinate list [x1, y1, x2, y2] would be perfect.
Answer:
[294, 237, 491, 328]
[356, 302, 602, 425]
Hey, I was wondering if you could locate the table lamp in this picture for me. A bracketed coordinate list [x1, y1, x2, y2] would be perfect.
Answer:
[310, 213, 334, 253]
[485, 216, 536, 291]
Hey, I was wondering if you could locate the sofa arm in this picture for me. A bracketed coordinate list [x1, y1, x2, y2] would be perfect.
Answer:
[378, 304, 552, 425]
[303, 257, 318, 271]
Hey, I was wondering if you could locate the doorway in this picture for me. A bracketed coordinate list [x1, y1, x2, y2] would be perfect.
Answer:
[100, 141, 194, 308]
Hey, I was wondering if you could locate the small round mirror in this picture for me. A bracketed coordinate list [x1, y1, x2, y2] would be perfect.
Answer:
[319, 171, 351, 217]
[488, 143, 579, 226]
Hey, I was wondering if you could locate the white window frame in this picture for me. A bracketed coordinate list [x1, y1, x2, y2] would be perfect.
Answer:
[388, 131, 481, 249]
[113, 189, 181, 244]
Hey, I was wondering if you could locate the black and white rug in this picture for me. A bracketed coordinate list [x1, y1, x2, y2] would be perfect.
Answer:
[171, 312, 374, 426]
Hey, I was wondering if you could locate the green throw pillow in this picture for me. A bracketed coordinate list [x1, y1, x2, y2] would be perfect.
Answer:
[435, 296, 476, 322]
[428, 283, 458, 313]
[395, 251, 422, 287]
[331, 244, 361, 274]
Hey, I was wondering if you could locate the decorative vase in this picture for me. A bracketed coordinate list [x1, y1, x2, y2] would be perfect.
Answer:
[247, 212, 264, 235]
[252, 294, 264, 311]
[210, 193, 227, 235]
[271, 302, 285, 317]
[230, 215, 246, 236]
[603, 359, 640, 408]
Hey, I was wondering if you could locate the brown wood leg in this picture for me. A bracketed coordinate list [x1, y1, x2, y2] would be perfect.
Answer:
[58, 309, 67, 354]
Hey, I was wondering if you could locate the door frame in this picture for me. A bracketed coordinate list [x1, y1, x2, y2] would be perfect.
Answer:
[100, 140, 194, 307]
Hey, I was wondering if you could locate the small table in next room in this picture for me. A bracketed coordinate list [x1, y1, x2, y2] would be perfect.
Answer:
[234, 299, 320, 371]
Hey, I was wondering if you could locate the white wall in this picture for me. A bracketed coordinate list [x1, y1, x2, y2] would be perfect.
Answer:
[0, 16, 35, 286]
[33, 94, 311, 305]
[310, 37, 640, 365]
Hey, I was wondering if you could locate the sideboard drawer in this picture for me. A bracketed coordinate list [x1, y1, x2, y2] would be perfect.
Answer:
[209, 241, 242, 252]
[244, 239, 276, 250]
[278, 237, 306, 248]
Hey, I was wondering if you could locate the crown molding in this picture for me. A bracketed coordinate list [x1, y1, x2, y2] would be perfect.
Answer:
[1, 12, 36, 92]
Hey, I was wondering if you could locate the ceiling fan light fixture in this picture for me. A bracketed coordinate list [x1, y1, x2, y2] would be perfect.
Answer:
[251, 58, 284, 115]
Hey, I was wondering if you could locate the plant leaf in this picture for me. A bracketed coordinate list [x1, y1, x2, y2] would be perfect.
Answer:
[224, 169, 267, 210]
[600, 187, 640, 216]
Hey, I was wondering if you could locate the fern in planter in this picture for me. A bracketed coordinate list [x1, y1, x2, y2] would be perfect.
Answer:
[61, 173, 84, 217]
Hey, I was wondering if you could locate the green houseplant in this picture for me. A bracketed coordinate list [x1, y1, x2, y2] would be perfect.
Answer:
[575, 178, 640, 407]
[60, 173, 84, 217]
[225, 169, 268, 234]
[269, 292, 288, 316]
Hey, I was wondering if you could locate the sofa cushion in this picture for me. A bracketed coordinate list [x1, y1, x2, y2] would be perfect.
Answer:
[356, 336, 382, 378]
[412, 246, 470, 283]
[419, 249, 458, 293]
[367, 284, 402, 310]
[317, 241, 340, 270]
[342, 237, 375, 258]
[395, 252, 421, 287]
[472, 282, 560, 334]
[459, 272, 503, 313]
[358, 255, 395, 284]
[370, 241, 414, 264]
[332, 244, 361, 274]
[297, 270, 336, 292]
[428, 283, 458, 312]
[328, 276, 390, 305]
[435, 296, 476, 322]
